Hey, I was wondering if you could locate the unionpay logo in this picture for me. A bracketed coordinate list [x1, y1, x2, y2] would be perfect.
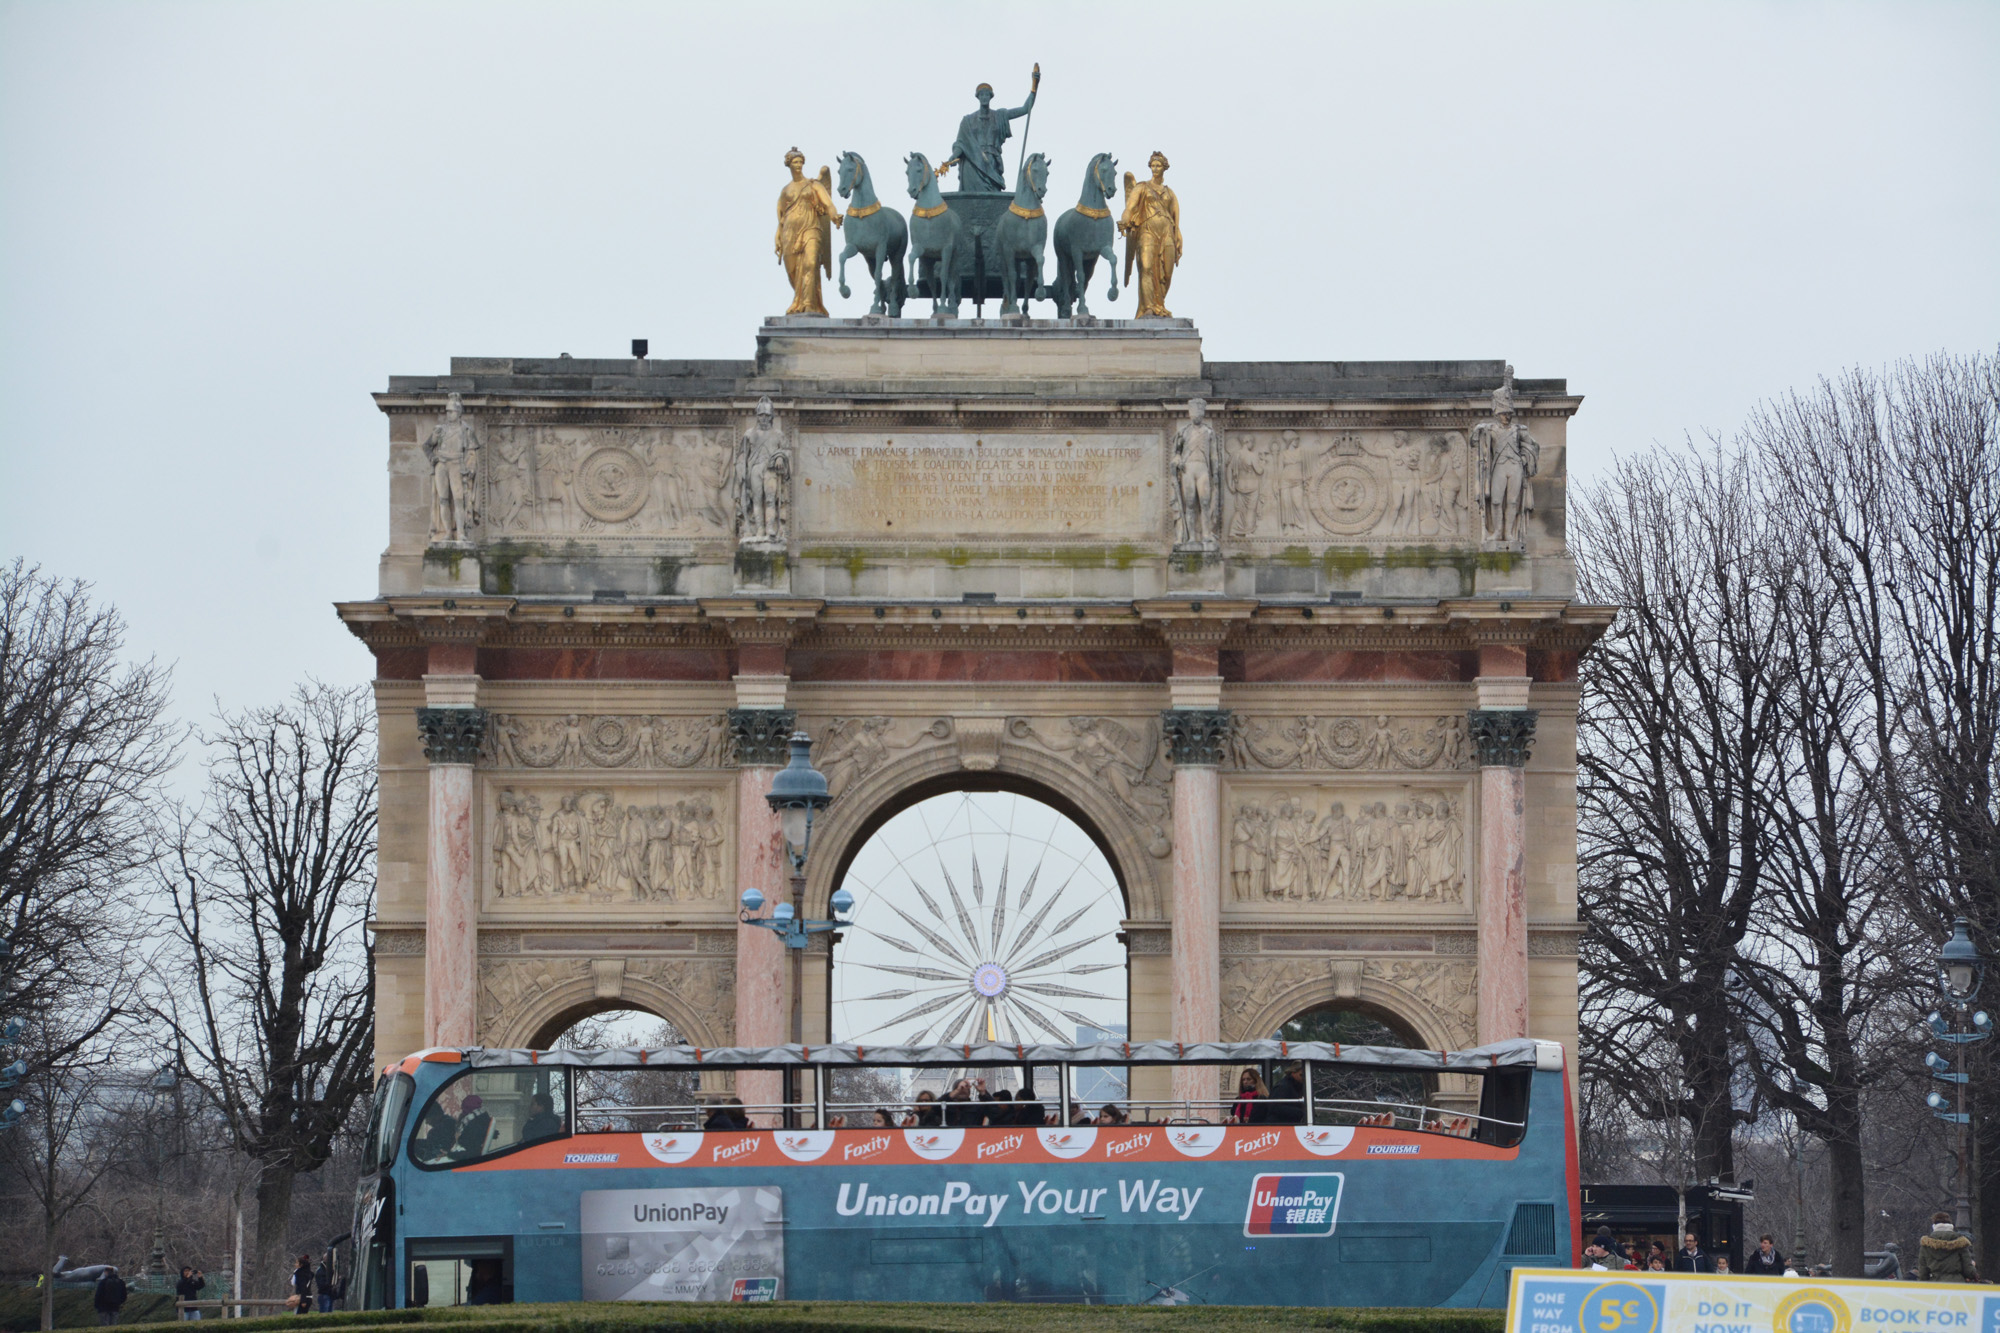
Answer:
[640, 1133, 699, 1165]
[1036, 1126, 1097, 1159]
[903, 1127, 965, 1161]
[1167, 1127, 1226, 1158]
[774, 1131, 834, 1163]
[1244, 1173, 1343, 1237]
[1292, 1126, 1355, 1158]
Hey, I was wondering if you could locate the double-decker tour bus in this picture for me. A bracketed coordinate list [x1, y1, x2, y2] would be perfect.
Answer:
[347, 1037, 1576, 1309]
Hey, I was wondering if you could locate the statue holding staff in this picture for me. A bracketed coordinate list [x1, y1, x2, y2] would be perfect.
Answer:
[941, 66, 1039, 192]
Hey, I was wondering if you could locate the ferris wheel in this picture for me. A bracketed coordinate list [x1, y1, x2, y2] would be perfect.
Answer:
[831, 791, 1128, 1047]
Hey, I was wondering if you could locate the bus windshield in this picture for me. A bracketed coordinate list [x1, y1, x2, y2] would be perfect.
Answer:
[410, 1067, 568, 1167]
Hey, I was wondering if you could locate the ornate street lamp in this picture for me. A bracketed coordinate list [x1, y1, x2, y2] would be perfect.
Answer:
[738, 733, 841, 1125]
[1927, 918, 1992, 1231]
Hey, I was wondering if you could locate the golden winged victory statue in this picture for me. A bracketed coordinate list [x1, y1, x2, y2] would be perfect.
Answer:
[1119, 151, 1182, 318]
[775, 147, 843, 316]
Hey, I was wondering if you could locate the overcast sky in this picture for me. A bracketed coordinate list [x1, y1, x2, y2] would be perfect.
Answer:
[3, 0, 1996, 728]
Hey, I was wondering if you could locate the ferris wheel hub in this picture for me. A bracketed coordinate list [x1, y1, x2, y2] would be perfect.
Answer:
[971, 961, 1009, 999]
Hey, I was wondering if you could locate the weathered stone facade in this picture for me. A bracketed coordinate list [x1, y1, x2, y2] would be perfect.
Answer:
[340, 319, 1605, 1084]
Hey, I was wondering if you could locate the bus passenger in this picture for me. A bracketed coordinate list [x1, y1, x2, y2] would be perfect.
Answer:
[871, 1108, 898, 1129]
[519, 1093, 562, 1143]
[912, 1091, 942, 1127]
[411, 1101, 458, 1162]
[466, 1260, 503, 1305]
[702, 1099, 751, 1131]
[989, 1089, 1015, 1125]
[1231, 1069, 1267, 1124]
[452, 1096, 492, 1158]
[1269, 1064, 1307, 1125]
[1014, 1089, 1046, 1128]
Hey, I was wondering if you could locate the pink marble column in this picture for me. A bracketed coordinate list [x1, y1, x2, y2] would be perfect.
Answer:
[1476, 763, 1529, 1043]
[1170, 765, 1221, 1105]
[734, 753, 791, 1125]
[418, 709, 485, 1048]
[1470, 708, 1536, 1044]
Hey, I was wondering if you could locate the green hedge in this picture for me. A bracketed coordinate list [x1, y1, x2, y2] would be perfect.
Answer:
[196, 1301, 1504, 1333]
[0, 1285, 178, 1329]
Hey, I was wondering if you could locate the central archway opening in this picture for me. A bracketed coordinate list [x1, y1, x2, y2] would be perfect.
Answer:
[830, 790, 1129, 1049]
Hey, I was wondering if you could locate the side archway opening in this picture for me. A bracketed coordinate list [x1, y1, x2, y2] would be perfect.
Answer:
[1275, 1002, 1433, 1114]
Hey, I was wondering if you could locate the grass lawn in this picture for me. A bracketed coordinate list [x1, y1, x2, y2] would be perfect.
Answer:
[59, 1301, 1503, 1333]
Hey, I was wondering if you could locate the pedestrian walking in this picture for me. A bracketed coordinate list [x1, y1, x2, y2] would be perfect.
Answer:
[92, 1268, 128, 1326]
[314, 1257, 337, 1313]
[289, 1255, 315, 1314]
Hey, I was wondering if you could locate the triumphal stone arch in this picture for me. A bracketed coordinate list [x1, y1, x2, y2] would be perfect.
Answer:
[339, 316, 1607, 1108]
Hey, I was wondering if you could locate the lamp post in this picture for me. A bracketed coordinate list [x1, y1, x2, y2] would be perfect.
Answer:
[1926, 918, 1992, 1232]
[147, 1062, 180, 1284]
[738, 733, 842, 1125]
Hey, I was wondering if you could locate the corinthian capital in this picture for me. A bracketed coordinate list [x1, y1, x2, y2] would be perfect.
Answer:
[416, 707, 488, 765]
[1466, 709, 1537, 768]
[1161, 708, 1234, 767]
[728, 708, 798, 767]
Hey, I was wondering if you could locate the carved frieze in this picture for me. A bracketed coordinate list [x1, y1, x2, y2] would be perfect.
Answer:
[1224, 428, 1471, 544]
[1228, 784, 1468, 906]
[1219, 955, 1477, 1047]
[488, 783, 730, 905]
[477, 957, 590, 1045]
[1232, 714, 1471, 773]
[482, 423, 736, 540]
[476, 955, 738, 1048]
[488, 713, 728, 770]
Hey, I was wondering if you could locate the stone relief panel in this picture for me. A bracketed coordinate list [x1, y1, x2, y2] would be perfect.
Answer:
[481, 423, 736, 539]
[1220, 955, 1477, 1048]
[488, 713, 729, 770]
[1227, 782, 1470, 906]
[796, 716, 954, 803]
[1224, 429, 1470, 544]
[487, 782, 731, 906]
[1231, 714, 1472, 772]
[794, 433, 1162, 542]
[478, 957, 588, 1045]
[1006, 715, 1172, 856]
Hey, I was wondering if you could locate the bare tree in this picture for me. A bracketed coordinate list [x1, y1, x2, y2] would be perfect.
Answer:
[1574, 444, 1790, 1182]
[0, 1006, 137, 1332]
[1755, 352, 2000, 1264]
[0, 561, 177, 1065]
[152, 683, 377, 1298]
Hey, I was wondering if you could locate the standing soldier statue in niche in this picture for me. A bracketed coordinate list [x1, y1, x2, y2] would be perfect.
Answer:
[775, 147, 842, 316]
[1120, 152, 1182, 317]
[1471, 366, 1541, 545]
[941, 66, 1039, 192]
[1172, 397, 1222, 549]
[734, 397, 790, 546]
[423, 392, 480, 544]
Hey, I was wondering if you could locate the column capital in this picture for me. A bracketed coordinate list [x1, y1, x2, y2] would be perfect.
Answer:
[416, 707, 488, 765]
[1161, 708, 1235, 767]
[1467, 708, 1538, 768]
[728, 708, 798, 767]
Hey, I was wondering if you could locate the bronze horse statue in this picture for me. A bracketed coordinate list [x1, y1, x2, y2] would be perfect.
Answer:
[836, 151, 908, 316]
[992, 152, 1051, 317]
[903, 152, 963, 317]
[1052, 152, 1119, 318]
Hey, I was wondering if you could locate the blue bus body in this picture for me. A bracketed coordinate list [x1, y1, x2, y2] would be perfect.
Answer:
[350, 1038, 1577, 1310]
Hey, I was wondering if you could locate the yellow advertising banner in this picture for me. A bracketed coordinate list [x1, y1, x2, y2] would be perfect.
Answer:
[1506, 1267, 1992, 1333]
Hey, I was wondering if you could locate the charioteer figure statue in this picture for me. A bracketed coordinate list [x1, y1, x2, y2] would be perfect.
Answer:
[942, 66, 1038, 192]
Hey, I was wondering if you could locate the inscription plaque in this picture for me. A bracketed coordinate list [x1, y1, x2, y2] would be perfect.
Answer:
[796, 433, 1162, 541]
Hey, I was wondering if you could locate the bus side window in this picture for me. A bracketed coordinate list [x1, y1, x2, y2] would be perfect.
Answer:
[409, 1068, 568, 1168]
[1476, 1070, 1530, 1147]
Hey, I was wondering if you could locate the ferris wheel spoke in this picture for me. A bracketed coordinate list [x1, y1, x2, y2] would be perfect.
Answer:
[883, 901, 976, 969]
[1000, 864, 1084, 960]
[1014, 862, 1042, 912]
[879, 990, 967, 1031]
[989, 853, 1010, 957]
[1067, 962, 1123, 975]
[848, 960, 964, 983]
[1012, 935, 1100, 974]
[1003, 993, 1073, 1043]
[931, 855, 983, 956]
[1013, 981, 1115, 1002]
[849, 924, 930, 958]
[1005, 900, 1098, 969]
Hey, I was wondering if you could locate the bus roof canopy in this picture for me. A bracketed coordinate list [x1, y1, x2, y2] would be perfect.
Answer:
[456, 1037, 1560, 1072]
